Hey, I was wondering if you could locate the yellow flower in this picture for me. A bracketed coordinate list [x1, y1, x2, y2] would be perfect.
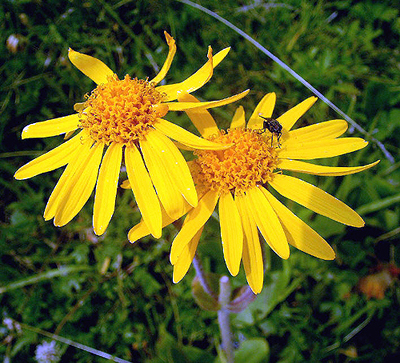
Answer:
[129, 92, 379, 294]
[14, 32, 249, 237]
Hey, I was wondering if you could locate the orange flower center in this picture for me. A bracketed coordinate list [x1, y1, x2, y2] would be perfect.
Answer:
[191, 128, 279, 194]
[78, 75, 167, 145]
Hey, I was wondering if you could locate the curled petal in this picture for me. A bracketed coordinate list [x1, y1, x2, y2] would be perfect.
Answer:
[157, 46, 214, 101]
[151, 31, 177, 85]
[157, 47, 230, 101]
[164, 90, 249, 111]
[278, 159, 380, 176]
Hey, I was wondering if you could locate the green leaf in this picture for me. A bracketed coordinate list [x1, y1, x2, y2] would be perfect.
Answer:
[154, 326, 213, 363]
[234, 338, 270, 363]
[0, 266, 92, 294]
[191, 273, 220, 312]
[233, 261, 303, 326]
[182, 345, 214, 363]
[357, 193, 400, 215]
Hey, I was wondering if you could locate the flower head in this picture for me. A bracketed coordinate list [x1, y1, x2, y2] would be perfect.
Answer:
[14, 32, 248, 237]
[129, 92, 379, 294]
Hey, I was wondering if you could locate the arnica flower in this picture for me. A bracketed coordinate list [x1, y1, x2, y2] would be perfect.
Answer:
[14, 32, 248, 237]
[129, 92, 379, 294]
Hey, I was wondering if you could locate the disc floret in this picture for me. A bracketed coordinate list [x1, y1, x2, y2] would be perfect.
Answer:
[79, 75, 167, 145]
[191, 128, 279, 194]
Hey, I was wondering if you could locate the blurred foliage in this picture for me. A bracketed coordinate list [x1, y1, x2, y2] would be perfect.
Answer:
[1, 0, 400, 362]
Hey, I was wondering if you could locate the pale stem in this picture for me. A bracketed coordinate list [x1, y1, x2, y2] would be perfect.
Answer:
[14, 319, 131, 363]
[218, 276, 234, 363]
[227, 285, 256, 312]
[192, 253, 217, 299]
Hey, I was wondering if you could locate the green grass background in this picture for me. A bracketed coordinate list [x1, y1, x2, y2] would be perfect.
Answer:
[1, 0, 400, 362]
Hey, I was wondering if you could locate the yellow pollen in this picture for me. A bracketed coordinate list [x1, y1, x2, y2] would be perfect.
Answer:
[78, 75, 166, 145]
[191, 128, 279, 194]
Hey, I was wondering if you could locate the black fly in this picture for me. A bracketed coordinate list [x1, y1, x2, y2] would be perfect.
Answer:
[259, 115, 283, 147]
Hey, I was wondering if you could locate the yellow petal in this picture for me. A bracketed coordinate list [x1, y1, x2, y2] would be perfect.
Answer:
[172, 140, 195, 151]
[210, 47, 230, 68]
[73, 102, 85, 112]
[141, 142, 185, 221]
[286, 119, 348, 142]
[21, 114, 80, 139]
[151, 31, 177, 85]
[154, 118, 231, 150]
[68, 48, 114, 85]
[157, 47, 230, 101]
[140, 133, 192, 220]
[157, 46, 213, 101]
[93, 143, 123, 236]
[219, 192, 243, 276]
[120, 179, 130, 189]
[54, 142, 104, 226]
[279, 137, 368, 160]
[170, 190, 219, 265]
[277, 96, 317, 131]
[173, 226, 204, 283]
[128, 203, 192, 243]
[269, 173, 364, 227]
[245, 186, 290, 259]
[64, 130, 75, 140]
[128, 221, 150, 243]
[247, 92, 276, 130]
[145, 130, 197, 206]
[261, 188, 335, 260]
[43, 139, 93, 221]
[125, 145, 162, 238]
[278, 159, 380, 176]
[14, 133, 82, 180]
[230, 106, 246, 129]
[235, 193, 263, 294]
[177, 92, 219, 138]
[164, 89, 250, 111]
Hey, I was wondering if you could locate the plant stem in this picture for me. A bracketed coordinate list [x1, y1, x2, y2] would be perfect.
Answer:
[15, 320, 132, 363]
[218, 276, 234, 363]
[227, 285, 256, 313]
[192, 253, 217, 299]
